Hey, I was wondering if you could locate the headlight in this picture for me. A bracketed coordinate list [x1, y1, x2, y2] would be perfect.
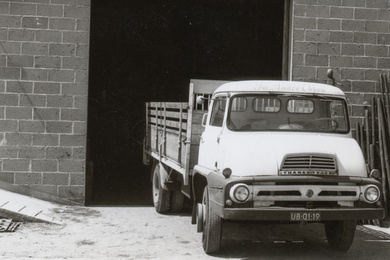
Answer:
[363, 185, 380, 203]
[230, 184, 250, 203]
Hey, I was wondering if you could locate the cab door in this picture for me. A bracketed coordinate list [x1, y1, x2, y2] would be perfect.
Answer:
[198, 96, 227, 170]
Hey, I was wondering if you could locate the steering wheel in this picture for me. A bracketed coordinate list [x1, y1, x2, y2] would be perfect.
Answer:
[303, 118, 339, 130]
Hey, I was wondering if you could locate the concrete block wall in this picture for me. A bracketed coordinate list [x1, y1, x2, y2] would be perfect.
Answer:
[0, 0, 90, 204]
[291, 0, 390, 126]
[0, 0, 388, 204]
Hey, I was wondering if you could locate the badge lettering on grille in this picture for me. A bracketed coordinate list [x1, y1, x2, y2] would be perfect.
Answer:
[279, 170, 337, 176]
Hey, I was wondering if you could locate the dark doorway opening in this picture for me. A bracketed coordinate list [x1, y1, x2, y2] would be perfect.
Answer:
[87, 0, 288, 205]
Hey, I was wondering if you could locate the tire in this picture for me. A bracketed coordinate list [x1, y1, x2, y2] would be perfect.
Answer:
[169, 190, 184, 213]
[152, 163, 170, 213]
[202, 187, 222, 254]
[196, 203, 203, 232]
[324, 220, 357, 251]
[191, 201, 197, 225]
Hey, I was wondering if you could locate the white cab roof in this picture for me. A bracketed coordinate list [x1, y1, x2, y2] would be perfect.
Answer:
[214, 80, 345, 97]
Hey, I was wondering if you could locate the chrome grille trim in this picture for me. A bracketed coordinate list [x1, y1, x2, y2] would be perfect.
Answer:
[252, 185, 360, 202]
[280, 154, 337, 173]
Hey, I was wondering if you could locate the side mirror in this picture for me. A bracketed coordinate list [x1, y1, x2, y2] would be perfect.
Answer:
[196, 95, 205, 105]
[327, 68, 334, 79]
[327, 68, 336, 86]
[327, 68, 343, 87]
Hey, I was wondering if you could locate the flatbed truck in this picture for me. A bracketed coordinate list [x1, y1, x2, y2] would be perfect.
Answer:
[143, 79, 385, 254]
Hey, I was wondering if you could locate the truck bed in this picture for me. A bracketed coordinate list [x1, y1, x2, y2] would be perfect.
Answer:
[144, 79, 230, 185]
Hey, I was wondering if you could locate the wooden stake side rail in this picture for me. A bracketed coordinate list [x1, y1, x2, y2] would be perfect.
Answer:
[356, 74, 390, 226]
[145, 102, 189, 173]
[143, 80, 231, 186]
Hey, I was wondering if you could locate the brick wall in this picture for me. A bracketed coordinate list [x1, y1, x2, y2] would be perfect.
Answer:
[291, 0, 390, 126]
[0, 0, 388, 204]
[0, 0, 90, 204]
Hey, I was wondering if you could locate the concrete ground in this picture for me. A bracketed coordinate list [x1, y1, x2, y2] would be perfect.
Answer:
[1, 189, 390, 260]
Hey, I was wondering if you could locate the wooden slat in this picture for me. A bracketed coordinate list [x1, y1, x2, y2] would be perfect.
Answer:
[155, 104, 159, 151]
[178, 103, 183, 164]
[365, 105, 370, 167]
[377, 98, 388, 215]
[149, 117, 187, 130]
[148, 124, 183, 136]
[144, 102, 149, 164]
[148, 110, 188, 120]
[359, 122, 365, 158]
[370, 97, 376, 170]
[148, 102, 188, 109]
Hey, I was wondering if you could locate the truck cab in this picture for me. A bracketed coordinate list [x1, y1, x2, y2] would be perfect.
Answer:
[199, 81, 362, 177]
[194, 81, 384, 253]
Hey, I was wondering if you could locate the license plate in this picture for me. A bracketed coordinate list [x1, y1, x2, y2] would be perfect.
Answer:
[290, 212, 321, 221]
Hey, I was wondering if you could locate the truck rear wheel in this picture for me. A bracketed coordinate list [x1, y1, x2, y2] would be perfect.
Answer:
[152, 163, 170, 213]
[324, 220, 356, 251]
[169, 190, 184, 213]
[202, 187, 222, 254]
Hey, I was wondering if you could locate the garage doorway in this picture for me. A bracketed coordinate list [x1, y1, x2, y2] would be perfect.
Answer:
[87, 0, 290, 205]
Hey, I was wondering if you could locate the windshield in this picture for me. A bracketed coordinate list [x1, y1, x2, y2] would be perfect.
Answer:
[227, 94, 349, 133]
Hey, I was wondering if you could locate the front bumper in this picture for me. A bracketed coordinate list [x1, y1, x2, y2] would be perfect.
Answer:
[206, 174, 385, 222]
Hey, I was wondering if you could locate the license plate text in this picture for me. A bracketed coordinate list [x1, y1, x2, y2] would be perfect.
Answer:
[290, 212, 321, 221]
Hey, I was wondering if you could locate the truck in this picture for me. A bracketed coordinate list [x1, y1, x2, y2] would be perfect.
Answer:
[143, 79, 385, 254]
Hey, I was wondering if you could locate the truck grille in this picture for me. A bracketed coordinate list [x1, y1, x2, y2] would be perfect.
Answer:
[252, 184, 359, 208]
[280, 154, 337, 175]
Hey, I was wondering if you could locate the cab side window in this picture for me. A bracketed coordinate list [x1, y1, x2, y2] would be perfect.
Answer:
[209, 97, 226, 127]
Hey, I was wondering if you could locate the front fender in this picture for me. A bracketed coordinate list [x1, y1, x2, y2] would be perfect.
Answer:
[192, 165, 226, 204]
[192, 165, 252, 208]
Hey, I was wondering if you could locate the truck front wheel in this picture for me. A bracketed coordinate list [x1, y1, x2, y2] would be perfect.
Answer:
[152, 163, 170, 213]
[202, 187, 222, 254]
[324, 220, 356, 251]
